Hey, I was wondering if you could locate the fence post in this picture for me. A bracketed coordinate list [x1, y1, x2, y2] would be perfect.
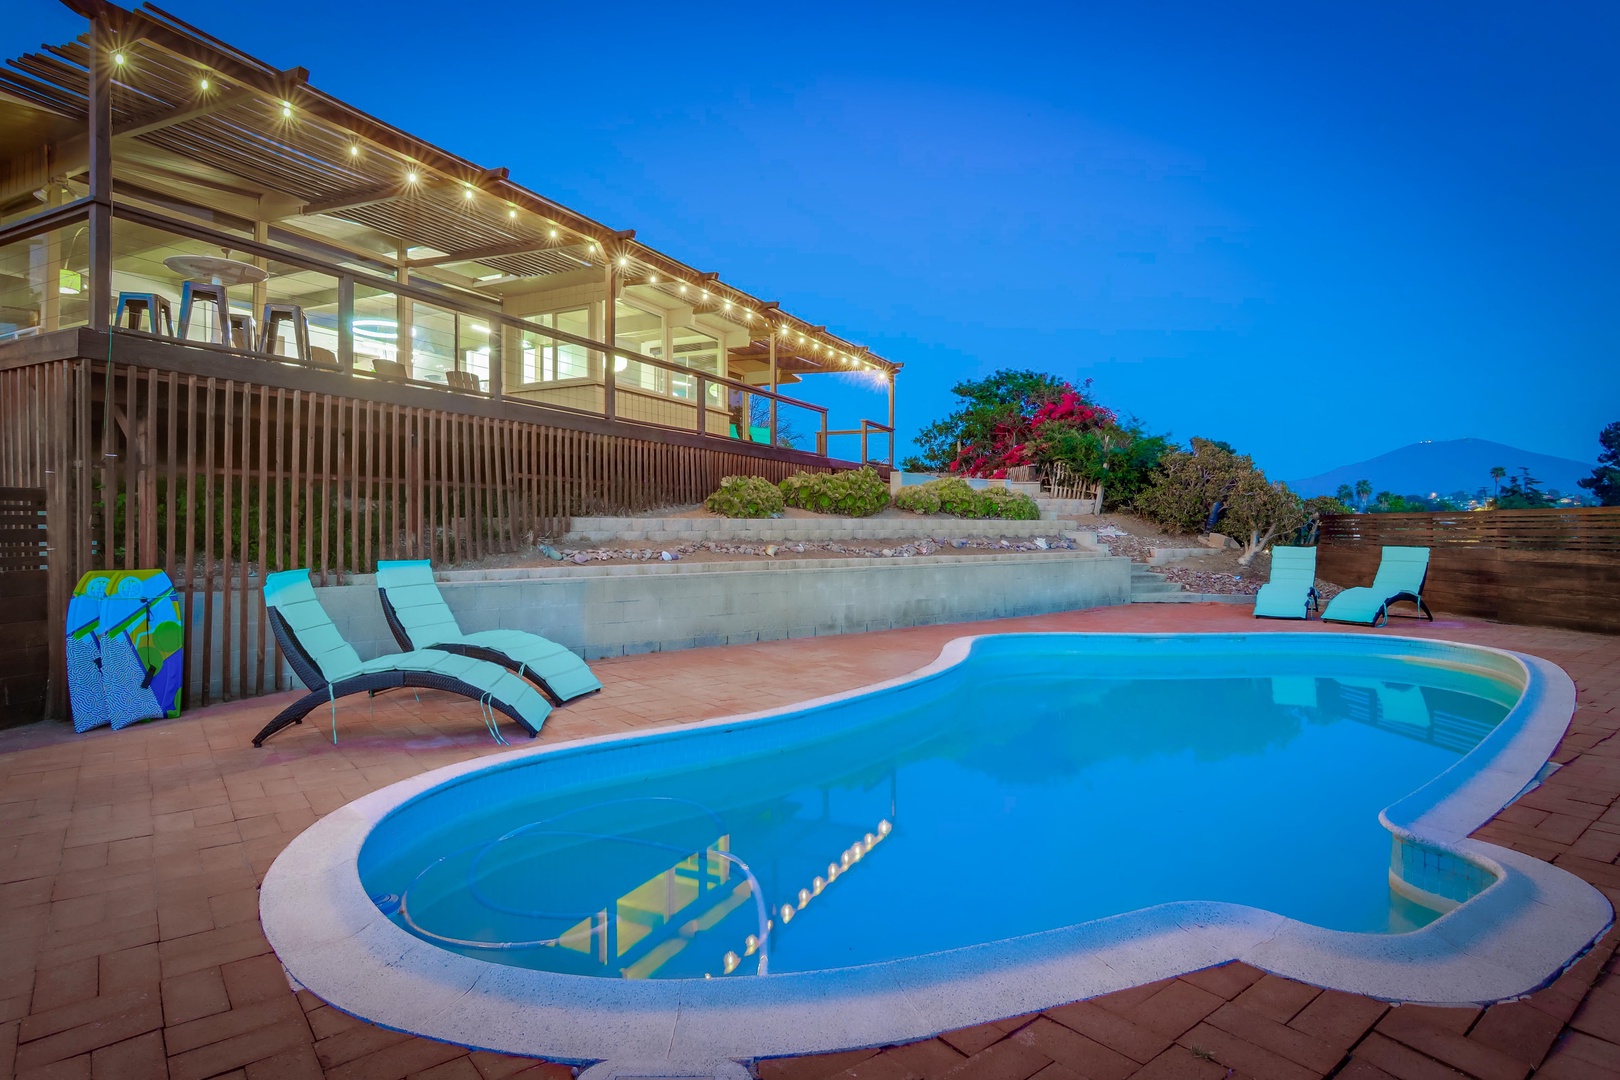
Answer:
[695, 378, 707, 435]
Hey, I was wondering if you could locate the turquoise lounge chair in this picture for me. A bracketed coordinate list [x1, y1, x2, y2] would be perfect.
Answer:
[1253, 546, 1318, 620]
[374, 560, 602, 704]
[1320, 546, 1434, 627]
[253, 569, 551, 746]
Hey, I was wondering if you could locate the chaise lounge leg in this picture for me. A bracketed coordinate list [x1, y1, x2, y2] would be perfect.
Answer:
[252, 691, 327, 747]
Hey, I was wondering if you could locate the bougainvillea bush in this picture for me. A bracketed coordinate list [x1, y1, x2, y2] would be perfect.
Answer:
[903, 370, 1116, 479]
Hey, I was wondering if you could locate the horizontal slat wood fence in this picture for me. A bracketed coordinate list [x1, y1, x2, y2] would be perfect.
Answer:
[0, 359, 835, 719]
[0, 487, 48, 571]
[1318, 510, 1620, 635]
[1319, 509, 1620, 553]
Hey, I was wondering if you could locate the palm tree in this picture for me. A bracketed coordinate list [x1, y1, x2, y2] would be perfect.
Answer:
[1490, 466, 1506, 502]
[1335, 483, 1355, 505]
[1353, 478, 1371, 511]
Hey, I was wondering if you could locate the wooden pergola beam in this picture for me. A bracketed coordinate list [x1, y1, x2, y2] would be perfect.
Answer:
[112, 83, 261, 139]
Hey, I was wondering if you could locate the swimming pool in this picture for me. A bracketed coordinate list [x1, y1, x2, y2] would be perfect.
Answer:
[262, 633, 1610, 1067]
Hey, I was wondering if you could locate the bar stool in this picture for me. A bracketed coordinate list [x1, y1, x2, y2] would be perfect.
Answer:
[113, 292, 175, 336]
[259, 303, 309, 362]
[177, 282, 230, 344]
[228, 312, 255, 351]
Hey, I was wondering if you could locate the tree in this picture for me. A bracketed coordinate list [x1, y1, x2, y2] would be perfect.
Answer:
[1334, 483, 1355, 505]
[1497, 468, 1554, 509]
[1135, 438, 1305, 565]
[747, 396, 801, 449]
[1300, 495, 1352, 544]
[1353, 478, 1371, 511]
[1031, 415, 1170, 510]
[907, 370, 1112, 476]
[1490, 466, 1506, 501]
[1578, 422, 1620, 506]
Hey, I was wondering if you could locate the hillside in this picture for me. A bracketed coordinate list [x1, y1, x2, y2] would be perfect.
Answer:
[1288, 438, 1594, 500]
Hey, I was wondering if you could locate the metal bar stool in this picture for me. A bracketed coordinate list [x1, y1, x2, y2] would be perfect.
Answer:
[177, 282, 230, 344]
[113, 292, 175, 336]
[259, 304, 310, 362]
[228, 312, 255, 351]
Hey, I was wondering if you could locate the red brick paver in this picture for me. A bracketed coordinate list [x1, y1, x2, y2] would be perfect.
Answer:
[1, 603, 1617, 1079]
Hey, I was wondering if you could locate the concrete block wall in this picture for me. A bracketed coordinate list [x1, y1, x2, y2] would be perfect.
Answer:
[313, 552, 1132, 663]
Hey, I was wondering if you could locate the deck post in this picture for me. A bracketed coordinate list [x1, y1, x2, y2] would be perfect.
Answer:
[602, 258, 617, 422]
[337, 275, 354, 371]
[887, 370, 896, 466]
[768, 330, 778, 446]
[87, 16, 113, 333]
[396, 241, 412, 375]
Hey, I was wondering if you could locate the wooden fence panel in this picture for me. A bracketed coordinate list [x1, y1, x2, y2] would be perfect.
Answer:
[1318, 510, 1620, 635]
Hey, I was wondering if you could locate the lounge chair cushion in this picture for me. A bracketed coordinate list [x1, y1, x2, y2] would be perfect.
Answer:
[1253, 546, 1317, 619]
[261, 568, 553, 737]
[1321, 546, 1431, 625]
[376, 560, 602, 702]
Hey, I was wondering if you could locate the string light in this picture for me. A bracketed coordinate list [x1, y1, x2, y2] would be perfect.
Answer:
[508, 207, 517, 218]
[280, 100, 292, 118]
[649, 273, 658, 283]
[679, 284, 687, 294]
[549, 229, 558, 238]
[617, 256, 627, 267]
[348, 144, 360, 157]
[405, 170, 419, 184]
[199, 77, 209, 90]
[463, 186, 474, 200]
[112, 52, 125, 65]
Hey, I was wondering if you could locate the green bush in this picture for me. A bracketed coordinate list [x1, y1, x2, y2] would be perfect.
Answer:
[778, 467, 889, 517]
[893, 478, 1040, 520]
[704, 474, 785, 518]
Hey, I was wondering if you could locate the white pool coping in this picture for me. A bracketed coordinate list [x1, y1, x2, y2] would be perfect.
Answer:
[260, 632, 1612, 1071]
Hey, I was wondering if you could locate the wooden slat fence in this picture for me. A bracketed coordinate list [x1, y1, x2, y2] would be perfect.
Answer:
[1318, 510, 1620, 635]
[0, 359, 836, 716]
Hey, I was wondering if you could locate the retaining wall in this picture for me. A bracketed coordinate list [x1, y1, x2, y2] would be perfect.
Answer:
[562, 516, 1100, 544]
[304, 552, 1131, 668]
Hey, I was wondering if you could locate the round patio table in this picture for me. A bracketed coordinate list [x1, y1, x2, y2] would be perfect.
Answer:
[162, 255, 268, 286]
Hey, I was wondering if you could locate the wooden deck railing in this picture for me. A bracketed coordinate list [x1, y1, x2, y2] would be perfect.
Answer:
[1317, 509, 1620, 635]
[0, 354, 851, 717]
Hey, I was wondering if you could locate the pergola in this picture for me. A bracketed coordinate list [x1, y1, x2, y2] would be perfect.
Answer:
[0, 0, 899, 431]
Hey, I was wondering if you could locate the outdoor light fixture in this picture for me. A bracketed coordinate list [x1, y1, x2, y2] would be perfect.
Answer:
[349, 144, 359, 157]
[617, 256, 627, 267]
[406, 170, 419, 184]
[679, 284, 687, 293]
[548, 229, 557, 238]
[199, 77, 209, 90]
[112, 51, 125, 65]
[280, 100, 292, 118]
[508, 208, 517, 219]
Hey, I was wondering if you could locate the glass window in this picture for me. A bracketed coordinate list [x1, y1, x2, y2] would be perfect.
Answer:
[670, 327, 720, 403]
[524, 307, 592, 383]
[614, 300, 664, 392]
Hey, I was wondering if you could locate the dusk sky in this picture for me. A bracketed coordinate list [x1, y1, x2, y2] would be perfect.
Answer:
[17, 1, 1617, 479]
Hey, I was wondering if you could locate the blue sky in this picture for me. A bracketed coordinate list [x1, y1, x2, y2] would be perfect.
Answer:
[16, 1, 1618, 478]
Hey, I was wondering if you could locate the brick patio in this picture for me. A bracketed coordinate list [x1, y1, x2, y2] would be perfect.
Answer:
[2, 603, 1617, 1080]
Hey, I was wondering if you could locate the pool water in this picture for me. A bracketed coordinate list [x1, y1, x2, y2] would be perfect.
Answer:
[359, 638, 1516, 980]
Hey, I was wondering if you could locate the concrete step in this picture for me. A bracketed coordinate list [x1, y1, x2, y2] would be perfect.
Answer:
[1133, 592, 1253, 605]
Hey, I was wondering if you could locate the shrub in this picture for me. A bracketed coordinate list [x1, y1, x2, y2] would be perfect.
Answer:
[778, 467, 889, 517]
[704, 474, 784, 518]
[893, 478, 1040, 520]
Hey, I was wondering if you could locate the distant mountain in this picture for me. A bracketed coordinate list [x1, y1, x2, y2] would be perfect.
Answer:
[1288, 438, 1595, 501]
